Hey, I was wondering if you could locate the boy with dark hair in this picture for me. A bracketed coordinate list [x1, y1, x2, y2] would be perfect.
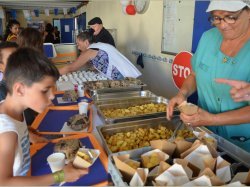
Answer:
[0, 48, 88, 185]
[0, 42, 47, 143]
[0, 42, 18, 100]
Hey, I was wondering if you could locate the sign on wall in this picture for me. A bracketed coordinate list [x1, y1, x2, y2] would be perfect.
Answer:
[172, 51, 192, 89]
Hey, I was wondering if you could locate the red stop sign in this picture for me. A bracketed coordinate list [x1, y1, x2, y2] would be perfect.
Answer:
[172, 51, 193, 89]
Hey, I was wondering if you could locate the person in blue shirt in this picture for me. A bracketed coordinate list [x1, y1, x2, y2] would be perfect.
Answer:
[167, 0, 250, 152]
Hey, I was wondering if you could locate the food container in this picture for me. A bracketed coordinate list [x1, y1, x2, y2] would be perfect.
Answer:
[108, 133, 250, 186]
[97, 117, 185, 155]
[96, 96, 168, 124]
[84, 79, 147, 97]
[92, 90, 157, 103]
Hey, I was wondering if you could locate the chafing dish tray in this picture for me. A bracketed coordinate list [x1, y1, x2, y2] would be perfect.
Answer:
[84, 79, 147, 96]
[97, 117, 193, 155]
[107, 129, 250, 186]
[96, 96, 168, 124]
[92, 90, 156, 102]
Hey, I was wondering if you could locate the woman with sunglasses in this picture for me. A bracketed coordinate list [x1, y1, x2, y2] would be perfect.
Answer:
[167, 0, 250, 152]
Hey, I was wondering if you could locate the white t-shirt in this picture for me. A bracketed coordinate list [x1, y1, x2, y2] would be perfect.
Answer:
[89, 42, 141, 79]
[0, 114, 30, 176]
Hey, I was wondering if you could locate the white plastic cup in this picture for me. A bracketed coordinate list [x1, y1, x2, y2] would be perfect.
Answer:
[47, 152, 65, 172]
[78, 84, 85, 97]
[78, 101, 88, 115]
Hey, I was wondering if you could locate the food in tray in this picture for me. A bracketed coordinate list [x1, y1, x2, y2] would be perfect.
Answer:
[73, 148, 100, 169]
[104, 126, 173, 153]
[85, 78, 143, 90]
[124, 159, 141, 169]
[124, 77, 143, 85]
[101, 103, 166, 118]
[109, 80, 121, 88]
[104, 126, 195, 153]
[62, 90, 78, 102]
[176, 129, 195, 139]
[141, 152, 161, 168]
[67, 114, 89, 131]
[87, 80, 109, 89]
[54, 139, 82, 161]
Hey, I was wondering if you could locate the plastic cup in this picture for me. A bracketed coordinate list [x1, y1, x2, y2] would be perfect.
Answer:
[78, 101, 88, 115]
[47, 152, 65, 172]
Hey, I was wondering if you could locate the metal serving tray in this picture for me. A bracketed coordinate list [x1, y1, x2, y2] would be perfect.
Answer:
[97, 117, 181, 155]
[85, 80, 147, 97]
[108, 131, 250, 186]
[92, 90, 157, 102]
[94, 91, 158, 106]
[96, 96, 168, 124]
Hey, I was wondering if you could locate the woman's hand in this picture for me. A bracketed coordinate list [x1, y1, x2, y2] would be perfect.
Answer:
[63, 163, 88, 183]
[180, 107, 215, 127]
[167, 92, 186, 120]
[215, 78, 250, 102]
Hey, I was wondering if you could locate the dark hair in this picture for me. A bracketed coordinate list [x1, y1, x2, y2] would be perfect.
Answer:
[17, 28, 44, 53]
[77, 30, 94, 44]
[45, 23, 54, 33]
[0, 42, 18, 64]
[5, 47, 59, 95]
[3, 19, 20, 41]
[88, 17, 102, 25]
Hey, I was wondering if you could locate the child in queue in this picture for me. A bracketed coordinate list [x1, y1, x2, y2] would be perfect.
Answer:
[0, 42, 48, 143]
[0, 48, 88, 185]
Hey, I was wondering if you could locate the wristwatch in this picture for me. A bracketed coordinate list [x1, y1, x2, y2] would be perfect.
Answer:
[134, 0, 150, 14]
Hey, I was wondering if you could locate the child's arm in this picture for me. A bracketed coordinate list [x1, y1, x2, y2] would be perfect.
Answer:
[0, 132, 88, 185]
[29, 131, 49, 143]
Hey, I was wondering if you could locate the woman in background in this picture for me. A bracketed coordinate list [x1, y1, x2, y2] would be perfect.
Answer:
[59, 30, 141, 80]
[3, 19, 20, 42]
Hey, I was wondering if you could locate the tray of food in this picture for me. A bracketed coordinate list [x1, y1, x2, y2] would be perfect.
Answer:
[108, 130, 250, 186]
[96, 96, 168, 124]
[92, 90, 156, 103]
[85, 78, 147, 96]
[97, 117, 195, 155]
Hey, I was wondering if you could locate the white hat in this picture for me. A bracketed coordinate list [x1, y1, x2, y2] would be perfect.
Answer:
[206, 0, 250, 12]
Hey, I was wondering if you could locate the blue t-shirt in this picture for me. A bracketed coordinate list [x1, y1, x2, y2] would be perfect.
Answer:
[192, 28, 250, 152]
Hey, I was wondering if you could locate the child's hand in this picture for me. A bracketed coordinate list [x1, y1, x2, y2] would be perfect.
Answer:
[63, 163, 88, 182]
[29, 131, 49, 143]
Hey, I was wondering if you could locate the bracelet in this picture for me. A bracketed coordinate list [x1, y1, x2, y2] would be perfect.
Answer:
[52, 170, 65, 183]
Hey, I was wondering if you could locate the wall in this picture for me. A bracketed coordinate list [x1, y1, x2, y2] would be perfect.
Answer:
[86, 0, 195, 99]
[17, 11, 71, 27]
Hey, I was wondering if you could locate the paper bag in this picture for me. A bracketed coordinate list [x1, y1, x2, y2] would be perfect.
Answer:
[184, 144, 216, 172]
[141, 149, 169, 169]
[178, 101, 198, 115]
[231, 170, 250, 185]
[183, 175, 212, 186]
[199, 168, 224, 186]
[155, 163, 190, 186]
[148, 161, 171, 181]
[174, 159, 193, 179]
[150, 139, 176, 156]
[216, 156, 231, 183]
[129, 168, 148, 186]
[113, 154, 137, 179]
[174, 138, 192, 157]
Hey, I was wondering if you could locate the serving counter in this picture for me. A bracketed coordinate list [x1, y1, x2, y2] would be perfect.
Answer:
[30, 82, 250, 186]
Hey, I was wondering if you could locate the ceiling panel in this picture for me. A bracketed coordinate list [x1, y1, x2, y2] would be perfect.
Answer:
[0, 1, 88, 10]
